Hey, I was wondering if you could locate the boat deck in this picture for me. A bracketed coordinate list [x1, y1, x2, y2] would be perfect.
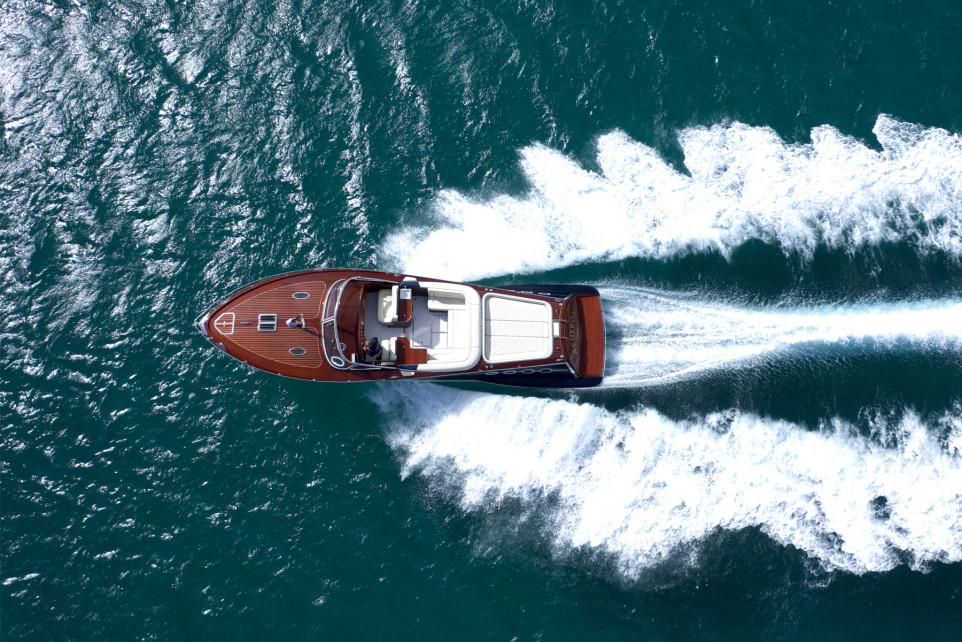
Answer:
[209, 278, 327, 370]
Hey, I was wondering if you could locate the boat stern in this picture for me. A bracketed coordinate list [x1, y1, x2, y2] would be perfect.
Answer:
[564, 291, 605, 386]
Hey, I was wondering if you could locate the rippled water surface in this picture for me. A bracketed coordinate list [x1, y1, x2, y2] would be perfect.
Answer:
[3, 1, 962, 639]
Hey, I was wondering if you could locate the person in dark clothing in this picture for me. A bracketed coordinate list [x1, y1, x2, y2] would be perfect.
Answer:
[362, 337, 382, 363]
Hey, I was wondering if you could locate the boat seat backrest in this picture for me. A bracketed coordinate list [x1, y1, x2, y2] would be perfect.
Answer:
[377, 286, 399, 324]
[379, 337, 397, 364]
[427, 289, 465, 312]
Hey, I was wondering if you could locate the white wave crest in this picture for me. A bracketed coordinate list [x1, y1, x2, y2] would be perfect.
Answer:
[384, 115, 962, 280]
[374, 385, 962, 577]
[602, 287, 962, 386]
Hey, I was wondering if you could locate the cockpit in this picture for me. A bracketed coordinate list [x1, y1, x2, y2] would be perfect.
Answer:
[321, 277, 482, 373]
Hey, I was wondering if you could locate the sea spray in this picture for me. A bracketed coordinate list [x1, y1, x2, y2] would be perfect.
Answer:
[373, 115, 962, 577]
[373, 384, 962, 577]
[384, 115, 962, 280]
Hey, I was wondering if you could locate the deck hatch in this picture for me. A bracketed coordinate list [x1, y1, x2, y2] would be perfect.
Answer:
[292, 292, 310, 299]
[482, 294, 553, 363]
[258, 314, 277, 332]
[289, 347, 307, 355]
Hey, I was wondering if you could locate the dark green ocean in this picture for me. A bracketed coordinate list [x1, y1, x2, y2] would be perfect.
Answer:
[3, 0, 962, 639]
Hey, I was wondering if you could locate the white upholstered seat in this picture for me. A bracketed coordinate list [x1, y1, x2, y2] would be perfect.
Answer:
[379, 337, 397, 364]
[377, 286, 399, 324]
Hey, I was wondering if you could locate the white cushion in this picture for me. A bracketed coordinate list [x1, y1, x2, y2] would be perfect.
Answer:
[419, 303, 481, 372]
[377, 286, 398, 324]
[427, 290, 464, 311]
[379, 337, 397, 363]
[482, 294, 553, 363]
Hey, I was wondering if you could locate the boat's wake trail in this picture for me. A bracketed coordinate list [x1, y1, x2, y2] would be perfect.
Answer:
[602, 287, 962, 386]
[371, 115, 962, 579]
[371, 385, 962, 578]
[383, 115, 962, 281]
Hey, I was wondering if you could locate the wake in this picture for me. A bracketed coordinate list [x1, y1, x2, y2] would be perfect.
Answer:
[373, 115, 962, 579]
[602, 287, 962, 386]
[372, 385, 962, 578]
[384, 115, 962, 281]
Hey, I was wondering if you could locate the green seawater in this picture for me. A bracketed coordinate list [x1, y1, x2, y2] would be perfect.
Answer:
[3, 0, 962, 639]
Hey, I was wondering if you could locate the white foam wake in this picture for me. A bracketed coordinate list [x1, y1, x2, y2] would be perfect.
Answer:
[373, 385, 962, 577]
[602, 288, 962, 386]
[384, 115, 962, 280]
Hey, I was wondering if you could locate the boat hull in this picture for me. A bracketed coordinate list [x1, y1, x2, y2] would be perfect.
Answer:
[197, 269, 604, 387]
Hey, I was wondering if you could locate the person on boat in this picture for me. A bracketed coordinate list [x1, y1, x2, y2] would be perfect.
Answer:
[362, 337, 382, 363]
[286, 314, 305, 328]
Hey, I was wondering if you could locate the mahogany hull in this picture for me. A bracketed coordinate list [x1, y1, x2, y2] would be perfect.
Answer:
[197, 269, 604, 387]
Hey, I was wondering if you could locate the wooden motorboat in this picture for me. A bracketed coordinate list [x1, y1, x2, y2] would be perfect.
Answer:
[196, 269, 604, 387]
